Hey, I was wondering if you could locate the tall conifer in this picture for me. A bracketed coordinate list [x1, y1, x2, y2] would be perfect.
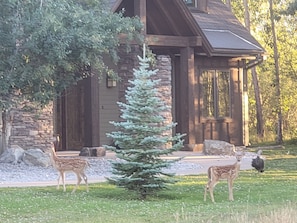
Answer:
[106, 51, 185, 199]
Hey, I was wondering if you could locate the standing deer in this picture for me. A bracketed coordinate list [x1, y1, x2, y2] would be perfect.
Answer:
[204, 151, 244, 202]
[48, 139, 89, 193]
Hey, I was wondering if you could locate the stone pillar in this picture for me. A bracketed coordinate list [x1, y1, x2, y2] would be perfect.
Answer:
[118, 45, 141, 103]
[8, 102, 54, 150]
[155, 55, 173, 149]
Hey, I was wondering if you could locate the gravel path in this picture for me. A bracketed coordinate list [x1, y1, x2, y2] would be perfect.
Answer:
[0, 158, 113, 184]
[0, 152, 256, 188]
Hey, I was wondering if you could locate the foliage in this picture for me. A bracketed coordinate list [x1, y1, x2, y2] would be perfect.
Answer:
[231, 0, 297, 143]
[0, 0, 142, 109]
[106, 54, 185, 200]
[1, 144, 297, 222]
[286, 0, 297, 15]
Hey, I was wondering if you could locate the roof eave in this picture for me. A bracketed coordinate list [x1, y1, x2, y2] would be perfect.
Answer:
[208, 49, 266, 69]
[209, 48, 265, 57]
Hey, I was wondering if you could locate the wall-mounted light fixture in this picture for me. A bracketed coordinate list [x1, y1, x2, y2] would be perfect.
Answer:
[107, 77, 117, 88]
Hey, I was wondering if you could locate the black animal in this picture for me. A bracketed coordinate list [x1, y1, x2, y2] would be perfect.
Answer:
[252, 150, 264, 172]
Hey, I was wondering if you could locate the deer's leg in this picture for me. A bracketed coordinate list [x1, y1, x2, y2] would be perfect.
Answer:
[206, 180, 218, 203]
[57, 175, 60, 190]
[228, 179, 234, 201]
[204, 182, 209, 201]
[57, 172, 62, 190]
[80, 172, 89, 192]
[72, 173, 82, 193]
[208, 182, 216, 203]
[61, 172, 66, 192]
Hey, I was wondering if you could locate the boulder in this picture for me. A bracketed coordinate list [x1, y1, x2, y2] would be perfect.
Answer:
[79, 147, 91, 156]
[79, 147, 106, 157]
[23, 148, 51, 167]
[0, 145, 25, 164]
[203, 140, 235, 156]
[94, 147, 106, 157]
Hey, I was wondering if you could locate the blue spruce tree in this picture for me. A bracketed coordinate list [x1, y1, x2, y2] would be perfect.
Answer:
[106, 52, 185, 200]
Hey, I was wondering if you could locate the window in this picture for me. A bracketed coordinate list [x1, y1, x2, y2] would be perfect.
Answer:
[201, 70, 231, 118]
[183, 0, 195, 7]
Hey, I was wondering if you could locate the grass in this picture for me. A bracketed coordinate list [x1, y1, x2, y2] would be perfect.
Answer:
[1, 145, 297, 223]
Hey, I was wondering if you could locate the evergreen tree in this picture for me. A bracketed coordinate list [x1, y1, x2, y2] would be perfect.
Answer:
[106, 52, 185, 200]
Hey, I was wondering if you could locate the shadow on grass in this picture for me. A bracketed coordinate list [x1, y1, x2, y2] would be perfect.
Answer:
[86, 178, 204, 202]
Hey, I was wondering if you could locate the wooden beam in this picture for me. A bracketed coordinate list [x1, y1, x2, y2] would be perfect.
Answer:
[111, 0, 123, 12]
[134, 0, 147, 34]
[146, 35, 202, 47]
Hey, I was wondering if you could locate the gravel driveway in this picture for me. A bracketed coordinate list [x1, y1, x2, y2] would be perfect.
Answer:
[0, 151, 256, 188]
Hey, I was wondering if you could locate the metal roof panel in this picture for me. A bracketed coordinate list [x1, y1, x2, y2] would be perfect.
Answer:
[203, 29, 263, 51]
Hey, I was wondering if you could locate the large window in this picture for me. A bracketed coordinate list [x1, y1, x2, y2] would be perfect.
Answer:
[201, 70, 231, 118]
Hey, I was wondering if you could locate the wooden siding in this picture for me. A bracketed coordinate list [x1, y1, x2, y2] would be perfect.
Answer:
[98, 77, 119, 146]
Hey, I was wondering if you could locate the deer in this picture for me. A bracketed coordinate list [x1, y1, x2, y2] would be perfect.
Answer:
[48, 139, 89, 193]
[204, 150, 244, 203]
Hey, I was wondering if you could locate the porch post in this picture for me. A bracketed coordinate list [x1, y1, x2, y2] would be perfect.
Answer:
[180, 47, 196, 149]
[242, 62, 249, 146]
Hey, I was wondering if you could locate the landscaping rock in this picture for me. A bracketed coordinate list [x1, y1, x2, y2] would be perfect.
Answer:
[79, 147, 91, 156]
[79, 147, 106, 157]
[0, 145, 25, 164]
[203, 140, 235, 156]
[23, 148, 51, 167]
[94, 147, 106, 157]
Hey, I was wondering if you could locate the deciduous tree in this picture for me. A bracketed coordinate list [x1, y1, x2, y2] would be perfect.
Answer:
[0, 0, 142, 153]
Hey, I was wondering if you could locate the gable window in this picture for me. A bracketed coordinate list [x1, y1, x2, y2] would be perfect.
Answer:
[183, 0, 195, 7]
[201, 70, 231, 118]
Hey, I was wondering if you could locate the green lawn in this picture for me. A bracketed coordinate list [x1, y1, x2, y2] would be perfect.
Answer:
[1, 145, 297, 223]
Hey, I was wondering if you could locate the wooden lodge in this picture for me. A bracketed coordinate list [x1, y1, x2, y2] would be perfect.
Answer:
[54, 0, 265, 151]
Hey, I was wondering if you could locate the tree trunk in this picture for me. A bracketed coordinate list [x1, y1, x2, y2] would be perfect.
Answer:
[0, 110, 14, 155]
[269, 0, 283, 144]
[251, 68, 264, 137]
[243, 0, 264, 137]
[0, 112, 3, 154]
[243, 0, 250, 28]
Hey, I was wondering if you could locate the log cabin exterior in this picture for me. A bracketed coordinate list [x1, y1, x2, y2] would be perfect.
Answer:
[54, 0, 265, 151]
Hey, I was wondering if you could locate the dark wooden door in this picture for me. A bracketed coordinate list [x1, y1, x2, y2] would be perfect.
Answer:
[65, 82, 85, 150]
[56, 81, 85, 151]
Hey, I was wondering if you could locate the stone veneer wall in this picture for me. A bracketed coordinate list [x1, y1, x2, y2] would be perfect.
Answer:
[154, 55, 172, 123]
[155, 55, 173, 148]
[8, 102, 54, 150]
[118, 45, 141, 103]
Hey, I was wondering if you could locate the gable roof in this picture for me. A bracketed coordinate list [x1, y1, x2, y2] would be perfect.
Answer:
[191, 0, 265, 56]
[110, 0, 265, 57]
[111, 0, 201, 36]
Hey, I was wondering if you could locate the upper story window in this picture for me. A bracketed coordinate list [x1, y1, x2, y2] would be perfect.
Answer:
[201, 70, 231, 118]
[184, 0, 208, 13]
[183, 0, 195, 7]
